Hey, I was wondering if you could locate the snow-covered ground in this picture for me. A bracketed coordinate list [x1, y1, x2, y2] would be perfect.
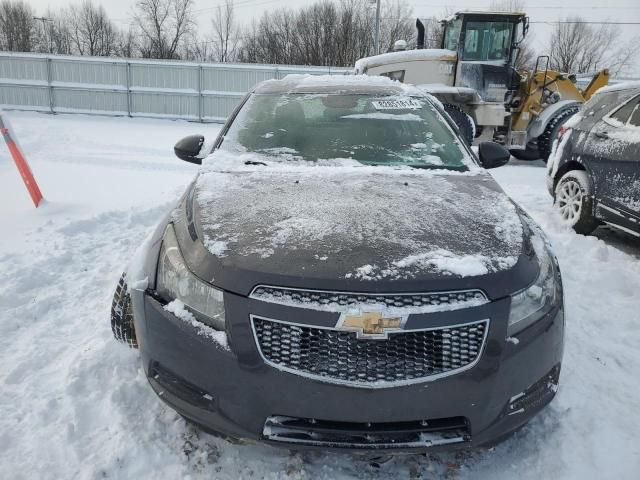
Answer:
[1, 111, 639, 479]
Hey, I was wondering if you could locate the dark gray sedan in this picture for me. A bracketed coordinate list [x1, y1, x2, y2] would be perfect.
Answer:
[547, 82, 640, 236]
[111, 76, 564, 452]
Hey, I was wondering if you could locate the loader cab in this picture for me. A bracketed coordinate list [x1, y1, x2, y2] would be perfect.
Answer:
[442, 12, 528, 103]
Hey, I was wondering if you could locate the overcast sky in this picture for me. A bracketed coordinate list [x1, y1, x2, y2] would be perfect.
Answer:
[26, 0, 640, 73]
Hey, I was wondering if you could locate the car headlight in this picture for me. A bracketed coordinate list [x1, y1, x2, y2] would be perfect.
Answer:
[156, 224, 225, 330]
[508, 238, 558, 335]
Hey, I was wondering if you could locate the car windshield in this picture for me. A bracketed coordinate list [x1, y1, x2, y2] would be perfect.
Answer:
[221, 93, 471, 170]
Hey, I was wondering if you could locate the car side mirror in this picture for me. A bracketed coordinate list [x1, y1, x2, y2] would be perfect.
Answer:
[478, 142, 510, 169]
[174, 135, 205, 164]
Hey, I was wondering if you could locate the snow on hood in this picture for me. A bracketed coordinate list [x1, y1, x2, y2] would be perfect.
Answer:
[193, 151, 523, 281]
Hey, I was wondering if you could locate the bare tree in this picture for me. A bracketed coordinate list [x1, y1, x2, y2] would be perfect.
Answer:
[116, 28, 138, 58]
[609, 39, 640, 77]
[133, 0, 195, 59]
[488, 0, 525, 12]
[211, 0, 239, 62]
[0, 0, 36, 52]
[183, 37, 215, 61]
[513, 35, 536, 70]
[68, 1, 118, 56]
[47, 10, 73, 54]
[378, 0, 414, 52]
[418, 16, 444, 49]
[333, 0, 374, 65]
[549, 16, 637, 75]
[238, 0, 413, 67]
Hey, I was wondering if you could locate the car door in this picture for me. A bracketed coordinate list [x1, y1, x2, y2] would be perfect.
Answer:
[584, 91, 640, 233]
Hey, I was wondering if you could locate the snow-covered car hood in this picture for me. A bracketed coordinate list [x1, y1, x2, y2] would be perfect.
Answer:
[183, 163, 528, 295]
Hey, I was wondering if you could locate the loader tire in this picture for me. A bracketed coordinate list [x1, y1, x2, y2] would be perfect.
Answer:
[538, 106, 580, 162]
[443, 103, 475, 145]
[111, 273, 138, 348]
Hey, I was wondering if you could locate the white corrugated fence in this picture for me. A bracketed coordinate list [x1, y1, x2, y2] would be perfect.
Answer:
[0, 53, 350, 122]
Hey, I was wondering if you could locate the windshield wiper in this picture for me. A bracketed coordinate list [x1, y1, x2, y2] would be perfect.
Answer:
[408, 164, 467, 171]
[244, 160, 268, 166]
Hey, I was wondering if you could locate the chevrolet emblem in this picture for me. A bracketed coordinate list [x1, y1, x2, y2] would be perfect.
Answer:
[337, 311, 407, 339]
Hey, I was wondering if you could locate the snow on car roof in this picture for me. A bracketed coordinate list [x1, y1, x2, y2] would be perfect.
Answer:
[594, 81, 640, 95]
[441, 11, 526, 22]
[354, 49, 457, 72]
[254, 74, 423, 96]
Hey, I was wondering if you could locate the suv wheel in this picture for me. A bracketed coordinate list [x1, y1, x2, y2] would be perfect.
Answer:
[111, 273, 138, 348]
[554, 170, 599, 235]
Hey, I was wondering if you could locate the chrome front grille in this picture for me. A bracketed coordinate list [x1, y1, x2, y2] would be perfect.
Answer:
[250, 286, 488, 313]
[252, 316, 489, 387]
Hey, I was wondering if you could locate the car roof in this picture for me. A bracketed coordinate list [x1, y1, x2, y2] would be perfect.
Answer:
[595, 81, 640, 96]
[253, 74, 425, 96]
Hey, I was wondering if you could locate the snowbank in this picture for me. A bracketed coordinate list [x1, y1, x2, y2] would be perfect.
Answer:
[1, 111, 639, 479]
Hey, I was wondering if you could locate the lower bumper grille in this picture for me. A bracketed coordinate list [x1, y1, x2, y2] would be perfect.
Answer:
[508, 364, 561, 415]
[252, 316, 488, 387]
[263, 415, 470, 449]
[149, 362, 216, 412]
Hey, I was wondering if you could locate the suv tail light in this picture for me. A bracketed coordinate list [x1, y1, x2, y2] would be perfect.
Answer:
[558, 125, 568, 139]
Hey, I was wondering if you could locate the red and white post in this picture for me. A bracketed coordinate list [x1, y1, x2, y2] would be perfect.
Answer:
[0, 111, 44, 207]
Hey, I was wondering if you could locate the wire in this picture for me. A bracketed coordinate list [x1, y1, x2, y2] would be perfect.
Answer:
[192, 0, 281, 14]
[530, 21, 640, 25]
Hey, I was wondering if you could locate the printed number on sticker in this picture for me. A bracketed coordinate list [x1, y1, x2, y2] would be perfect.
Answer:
[372, 99, 422, 110]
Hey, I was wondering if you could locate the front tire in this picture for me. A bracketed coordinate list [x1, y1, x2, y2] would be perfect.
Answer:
[554, 170, 598, 235]
[111, 273, 138, 348]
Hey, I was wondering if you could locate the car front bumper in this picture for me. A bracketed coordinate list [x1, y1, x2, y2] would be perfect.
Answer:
[131, 289, 564, 453]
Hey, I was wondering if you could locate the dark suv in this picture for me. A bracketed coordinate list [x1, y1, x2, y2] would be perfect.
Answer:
[111, 76, 564, 452]
[547, 82, 640, 236]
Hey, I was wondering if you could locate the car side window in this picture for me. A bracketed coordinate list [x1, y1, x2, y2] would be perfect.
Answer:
[628, 104, 640, 127]
[609, 95, 640, 124]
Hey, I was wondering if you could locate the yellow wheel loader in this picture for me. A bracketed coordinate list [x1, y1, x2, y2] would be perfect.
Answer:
[509, 57, 608, 160]
[354, 11, 609, 161]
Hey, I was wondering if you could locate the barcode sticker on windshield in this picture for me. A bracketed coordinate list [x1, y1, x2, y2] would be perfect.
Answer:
[372, 99, 422, 110]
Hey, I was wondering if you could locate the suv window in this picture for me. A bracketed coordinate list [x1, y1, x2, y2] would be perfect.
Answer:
[629, 104, 640, 127]
[577, 90, 638, 131]
[610, 95, 640, 124]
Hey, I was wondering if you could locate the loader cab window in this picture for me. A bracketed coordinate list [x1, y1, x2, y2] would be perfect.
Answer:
[381, 70, 405, 83]
[443, 19, 462, 51]
[462, 21, 513, 61]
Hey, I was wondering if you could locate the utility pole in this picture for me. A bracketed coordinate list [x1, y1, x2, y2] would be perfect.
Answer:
[33, 16, 53, 53]
[374, 0, 381, 55]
